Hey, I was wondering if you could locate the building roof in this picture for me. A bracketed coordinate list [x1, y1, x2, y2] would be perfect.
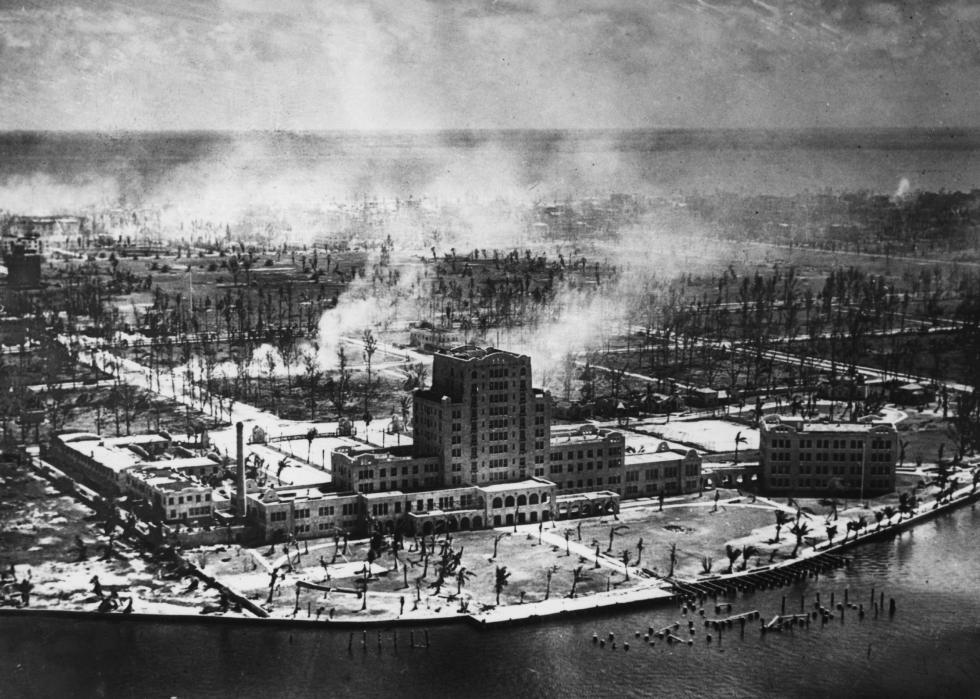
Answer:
[439, 345, 526, 362]
[142, 456, 219, 470]
[624, 450, 690, 465]
[762, 416, 895, 434]
[127, 465, 204, 492]
[479, 478, 554, 493]
[550, 426, 621, 445]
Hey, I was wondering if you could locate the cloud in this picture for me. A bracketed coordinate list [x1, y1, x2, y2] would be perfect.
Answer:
[0, 0, 979, 130]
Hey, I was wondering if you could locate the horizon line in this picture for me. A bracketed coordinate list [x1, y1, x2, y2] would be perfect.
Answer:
[1, 125, 980, 136]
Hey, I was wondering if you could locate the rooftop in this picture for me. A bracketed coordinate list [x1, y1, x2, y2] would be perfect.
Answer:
[480, 478, 554, 493]
[438, 345, 525, 362]
[763, 416, 895, 433]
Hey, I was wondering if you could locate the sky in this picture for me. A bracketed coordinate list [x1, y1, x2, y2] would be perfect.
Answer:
[0, 0, 978, 131]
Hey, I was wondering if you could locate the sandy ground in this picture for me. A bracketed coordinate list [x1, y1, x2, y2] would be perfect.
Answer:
[0, 464, 245, 617]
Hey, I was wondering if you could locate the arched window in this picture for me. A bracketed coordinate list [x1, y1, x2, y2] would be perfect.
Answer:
[529, 494, 539, 505]
[504, 495, 515, 508]
[492, 497, 503, 509]
[517, 494, 527, 506]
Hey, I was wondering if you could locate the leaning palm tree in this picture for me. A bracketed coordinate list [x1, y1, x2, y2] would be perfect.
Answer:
[569, 565, 589, 598]
[789, 521, 811, 558]
[773, 510, 791, 542]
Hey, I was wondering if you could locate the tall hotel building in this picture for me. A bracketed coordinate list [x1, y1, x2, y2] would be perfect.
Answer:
[413, 346, 551, 485]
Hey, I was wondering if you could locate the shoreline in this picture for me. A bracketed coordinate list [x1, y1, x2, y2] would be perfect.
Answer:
[4, 483, 978, 632]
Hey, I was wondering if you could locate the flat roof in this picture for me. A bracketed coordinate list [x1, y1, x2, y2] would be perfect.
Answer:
[625, 450, 688, 465]
[250, 487, 355, 504]
[763, 416, 895, 433]
[480, 478, 553, 492]
[142, 456, 219, 469]
[363, 490, 406, 500]
[64, 440, 141, 474]
[550, 432, 618, 446]
[556, 490, 619, 502]
[439, 345, 526, 361]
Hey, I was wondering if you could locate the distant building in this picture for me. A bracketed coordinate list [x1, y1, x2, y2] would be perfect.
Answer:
[759, 416, 898, 496]
[408, 322, 468, 352]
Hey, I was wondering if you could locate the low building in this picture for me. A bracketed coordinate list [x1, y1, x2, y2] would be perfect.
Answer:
[624, 443, 702, 498]
[759, 415, 898, 497]
[408, 322, 468, 352]
[46, 432, 144, 496]
[122, 466, 214, 524]
[480, 478, 556, 527]
[246, 487, 362, 541]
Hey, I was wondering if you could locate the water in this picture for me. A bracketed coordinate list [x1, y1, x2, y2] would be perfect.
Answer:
[3, 129, 980, 210]
[3, 503, 980, 698]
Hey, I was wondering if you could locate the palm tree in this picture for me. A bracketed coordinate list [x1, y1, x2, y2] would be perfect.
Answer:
[569, 565, 589, 598]
[773, 510, 791, 542]
[620, 550, 631, 580]
[494, 566, 510, 605]
[874, 510, 884, 531]
[667, 543, 678, 578]
[733, 431, 748, 465]
[725, 544, 742, 573]
[881, 505, 897, 526]
[305, 427, 317, 462]
[825, 523, 838, 546]
[741, 545, 758, 571]
[789, 521, 811, 557]
[606, 524, 629, 553]
[362, 329, 377, 417]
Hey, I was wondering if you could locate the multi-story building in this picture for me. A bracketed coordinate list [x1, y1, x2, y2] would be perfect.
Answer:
[122, 465, 214, 524]
[46, 432, 172, 496]
[624, 444, 702, 498]
[331, 445, 441, 493]
[759, 415, 898, 496]
[547, 426, 625, 494]
[413, 346, 551, 486]
[246, 487, 362, 541]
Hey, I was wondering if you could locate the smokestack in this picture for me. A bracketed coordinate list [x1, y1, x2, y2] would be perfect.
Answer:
[236, 421, 246, 519]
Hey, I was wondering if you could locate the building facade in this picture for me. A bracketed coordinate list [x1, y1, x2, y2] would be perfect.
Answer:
[759, 415, 898, 496]
[413, 346, 551, 486]
[122, 465, 214, 524]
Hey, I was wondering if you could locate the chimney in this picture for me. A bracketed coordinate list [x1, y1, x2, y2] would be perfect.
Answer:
[236, 421, 246, 519]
